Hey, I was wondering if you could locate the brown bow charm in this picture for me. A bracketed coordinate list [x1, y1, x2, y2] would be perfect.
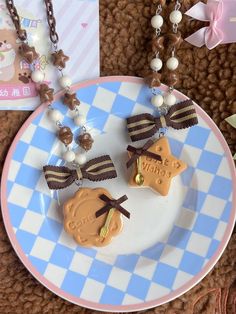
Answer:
[126, 139, 162, 168]
[126, 100, 198, 142]
[43, 155, 117, 190]
[95, 194, 130, 219]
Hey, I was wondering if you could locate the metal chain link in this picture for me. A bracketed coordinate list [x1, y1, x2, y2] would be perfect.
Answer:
[5, 0, 27, 41]
[44, 0, 59, 45]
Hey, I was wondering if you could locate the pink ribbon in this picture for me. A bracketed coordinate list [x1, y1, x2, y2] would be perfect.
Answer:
[185, 0, 223, 49]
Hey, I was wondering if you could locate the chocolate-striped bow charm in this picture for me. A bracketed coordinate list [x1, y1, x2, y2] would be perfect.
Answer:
[127, 100, 198, 142]
[43, 155, 117, 190]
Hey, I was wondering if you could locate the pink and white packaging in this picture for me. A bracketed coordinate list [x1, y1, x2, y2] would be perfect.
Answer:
[185, 0, 236, 49]
[0, 0, 99, 110]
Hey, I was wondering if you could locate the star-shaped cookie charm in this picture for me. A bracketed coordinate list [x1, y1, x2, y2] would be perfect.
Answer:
[19, 43, 39, 64]
[51, 49, 69, 68]
[128, 137, 187, 196]
[38, 84, 54, 104]
[63, 92, 80, 110]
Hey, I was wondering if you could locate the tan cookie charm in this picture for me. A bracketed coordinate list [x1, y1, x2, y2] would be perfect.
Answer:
[127, 137, 187, 196]
[63, 188, 130, 247]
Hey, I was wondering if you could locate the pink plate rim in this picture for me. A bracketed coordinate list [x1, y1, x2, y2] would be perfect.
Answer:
[1, 76, 236, 312]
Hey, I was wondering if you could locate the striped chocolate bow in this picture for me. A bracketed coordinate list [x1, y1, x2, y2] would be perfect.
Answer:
[127, 100, 198, 142]
[43, 155, 117, 190]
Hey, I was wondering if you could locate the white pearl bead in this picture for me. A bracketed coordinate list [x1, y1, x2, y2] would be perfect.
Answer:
[48, 109, 62, 122]
[31, 70, 44, 83]
[151, 15, 163, 29]
[166, 57, 179, 70]
[74, 115, 86, 126]
[170, 10, 182, 24]
[74, 153, 87, 165]
[164, 94, 176, 106]
[59, 75, 72, 88]
[151, 95, 164, 107]
[63, 150, 75, 163]
[150, 58, 162, 71]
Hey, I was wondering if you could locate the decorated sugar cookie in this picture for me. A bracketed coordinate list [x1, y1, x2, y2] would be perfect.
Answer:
[127, 138, 187, 196]
[63, 188, 129, 247]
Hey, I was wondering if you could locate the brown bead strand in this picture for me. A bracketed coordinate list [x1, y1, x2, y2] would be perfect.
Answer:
[5, 0, 53, 104]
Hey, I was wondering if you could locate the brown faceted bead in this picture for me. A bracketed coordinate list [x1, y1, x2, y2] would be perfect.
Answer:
[145, 72, 161, 87]
[38, 84, 54, 104]
[168, 32, 183, 49]
[19, 43, 39, 64]
[58, 127, 73, 145]
[51, 49, 69, 69]
[166, 72, 179, 87]
[63, 92, 80, 110]
[152, 36, 164, 52]
[78, 132, 94, 151]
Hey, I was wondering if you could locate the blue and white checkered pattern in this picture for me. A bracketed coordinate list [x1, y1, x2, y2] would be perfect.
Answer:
[6, 80, 233, 306]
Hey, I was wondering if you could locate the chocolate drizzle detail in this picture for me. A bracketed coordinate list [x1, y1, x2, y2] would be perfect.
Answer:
[43, 155, 117, 190]
[127, 100, 198, 142]
[126, 139, 162, 168]
[95, 194, 130, 219]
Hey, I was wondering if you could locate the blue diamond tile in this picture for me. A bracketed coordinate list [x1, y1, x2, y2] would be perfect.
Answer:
[38, 218, 62, 242]
[100, 286, 124, 305]
[181, 166, 194, 186]
[16, 230, 36, 254]
[87, 106, 109, 131]
[29, 256, 48, 274]
[13, 141, 29, 162]
[31, 126, 55, 151]
[126, 274, 150, 300]
[136, 84, 152, 109]
[88, 259, 112, 283]
[49, 244, 75, 268]
[179, 251, 205, 275]
[9, 203, 26, 228]
[115, 254, 139, 272]
[183, 188, 207, 212]
[32, 112, 43, 125]
[110, 94, 135, 118]
[169, 138, 184, 157]
[167, 226, 192, 250]
[193, 214, 218, 237]
[209, 176, 232, 200]
[141, 242, 165, 260]
[100, 81, 121, 93]
[221, 201, 232, 222]
[206, 239, 220, 259]
[15, 164, 41, 188]
[185, 126, 210, 149]
[197, 151, 222, 174]
[61, 270, 86, 297]
[76, 84, 98, 104]
[152, 263, 178, 288]
[28, 191, 51, 214]
[76, 246, 97, 258]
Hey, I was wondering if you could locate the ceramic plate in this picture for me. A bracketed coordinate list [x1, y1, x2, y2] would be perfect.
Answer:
[1, 77, 236, 312]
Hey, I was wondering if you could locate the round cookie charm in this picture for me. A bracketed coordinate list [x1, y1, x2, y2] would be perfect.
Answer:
[63, 188, 130, 247]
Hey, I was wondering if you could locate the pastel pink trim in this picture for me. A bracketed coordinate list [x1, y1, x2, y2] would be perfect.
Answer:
[1, 76, 236, 312]
[0, 83, 37, 100]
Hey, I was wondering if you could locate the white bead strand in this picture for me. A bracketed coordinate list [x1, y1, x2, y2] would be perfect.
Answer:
[63, 150, 75, 163]
[169, 10, 182, 24]
[74, 153, 87, 165]
[151, 94, 164, 107]
[151, 15, 163, 29]
[150, 57, 163, 71]
[164, 93, 176, 107]
[166, 57, 179, 71]
[31, 70, 44, 83]
[48, 109, 62, 122]
[59, 75, 72, 89]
